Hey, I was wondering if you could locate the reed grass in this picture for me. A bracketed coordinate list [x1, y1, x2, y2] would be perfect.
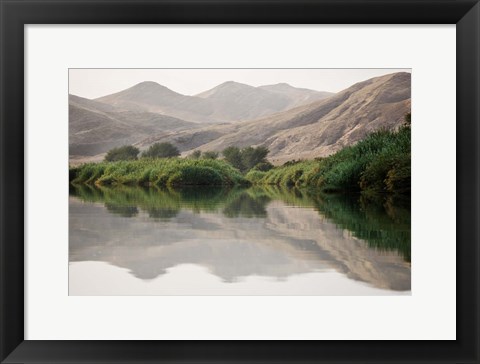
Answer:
[70, 158, 248, 187]
[247, 127, 411, 196]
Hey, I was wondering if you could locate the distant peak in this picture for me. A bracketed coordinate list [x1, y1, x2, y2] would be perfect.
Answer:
[218, 80, 251, 88]
[260, 82, 294, 89]
[127, 81, 179, 95]
[135, 81, 162, 87]
[208, 81, 255, 92]
[195, 81, 256, 99]
[131, 81, 177, 91]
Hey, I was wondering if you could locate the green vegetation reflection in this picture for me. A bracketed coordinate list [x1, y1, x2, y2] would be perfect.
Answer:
[70, 184, 271, 219]
[70, 184, 410, 261]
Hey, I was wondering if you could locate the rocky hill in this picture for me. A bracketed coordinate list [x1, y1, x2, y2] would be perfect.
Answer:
[95, 82, 216, 123]
[135, 72, 411, 164]
[94, 80, 332, 124]
[69, 94, 197, 157]
[259, 83, 333, 108]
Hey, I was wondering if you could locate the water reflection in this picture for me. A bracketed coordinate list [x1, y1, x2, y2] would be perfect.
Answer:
[69, 185, 411, 295]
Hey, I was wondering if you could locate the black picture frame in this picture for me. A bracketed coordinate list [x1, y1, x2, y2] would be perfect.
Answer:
[1, 0, 479, 363]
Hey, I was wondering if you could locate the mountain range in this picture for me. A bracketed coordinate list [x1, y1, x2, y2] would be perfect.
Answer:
[94, 80, 333, 124]
[69, 94, 198, 157]
[69, 72, 411, 164]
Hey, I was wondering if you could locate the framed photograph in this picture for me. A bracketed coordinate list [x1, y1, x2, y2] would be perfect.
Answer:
[1, 0, 478, 363]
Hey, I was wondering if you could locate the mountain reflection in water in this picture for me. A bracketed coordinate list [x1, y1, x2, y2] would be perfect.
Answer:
[69, 185, 411, 295]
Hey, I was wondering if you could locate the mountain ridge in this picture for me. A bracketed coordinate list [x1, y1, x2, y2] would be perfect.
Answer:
[93, 80, 332, 124]
[69, 72, 410, 164]
[133, 72, 411, 164]
[69, 94, 198, 157]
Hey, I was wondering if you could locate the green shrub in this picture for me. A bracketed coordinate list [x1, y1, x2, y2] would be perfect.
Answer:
[104, 145, 139, 162]
[322, 156, 368, 191]
[71, 158, 248, 187]
[241, 146, 269, 172]
[253, 161, 274, 172]
[255, 124, 411, 196]
[245, 170, 266, 183]
[142, 142, 180, 158]
[222, 146, 244, 171]
[69, 166, 80, 182]
[360, 154, 394, 193]
[282, 159, 302, 167]
[167, 166, 224, 186]
[189, 150, 202, 159]
[385, 155, 411, 195]
[222, 146, 270, 173]
[202, 151, 219, 160]
[72, 163, 107, 184]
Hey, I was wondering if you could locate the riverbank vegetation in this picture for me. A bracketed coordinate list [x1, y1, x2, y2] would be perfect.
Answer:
[246, 125, 410, 197]
[142, 142, 180, 158]
[71, 118, 410, 194]
[222, 146, 272, 173]
[104, 145, 139, 162]
[70, 158, 248, 187]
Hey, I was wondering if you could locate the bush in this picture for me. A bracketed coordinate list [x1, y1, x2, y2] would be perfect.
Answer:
[359, 154, 395, 193]
[142, 142, 180, 158]
[385, 155, 411, 195]
[282, 159, 302, 167]
[322, 156, 369, 191]
[189, 150, 202, 159]
[222, 146, 244, 171]
[202, 151, 219, 160]
[255, 122, 411, 196]
[167, 166, 223, 186]
[241, 146, 269, 172]
[222, 146, 270, 173]
[72, 163, 107, 184]
[245, 170, 267, 183]
[253, 161, 274, 172]
[104, 145, 139, 162]
[69, 166, 80, 182]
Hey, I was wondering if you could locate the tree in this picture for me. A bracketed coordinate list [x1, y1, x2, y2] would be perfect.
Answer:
[142, 142, 180, 158]
[222, 146, 244, 171]
[241, 146, 269, 171]
[223, 146, 270, 173]
[202, 151, 219, 159]
[190, 150, 202, 159]
[404, 112, 411, 127]
[104, 145, 139, 162]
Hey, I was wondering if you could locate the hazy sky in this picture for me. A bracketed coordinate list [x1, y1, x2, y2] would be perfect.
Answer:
[69, 68, 411, 99]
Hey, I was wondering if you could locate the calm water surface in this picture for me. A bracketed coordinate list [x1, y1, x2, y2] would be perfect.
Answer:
[69, 185, 411, 295]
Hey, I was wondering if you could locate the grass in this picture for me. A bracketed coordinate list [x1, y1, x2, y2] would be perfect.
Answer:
[247, 126, 411, 196]
[70, 158, 248, 187]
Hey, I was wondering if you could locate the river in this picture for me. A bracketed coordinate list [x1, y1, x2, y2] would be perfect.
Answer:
[69, 185, 411, 295]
